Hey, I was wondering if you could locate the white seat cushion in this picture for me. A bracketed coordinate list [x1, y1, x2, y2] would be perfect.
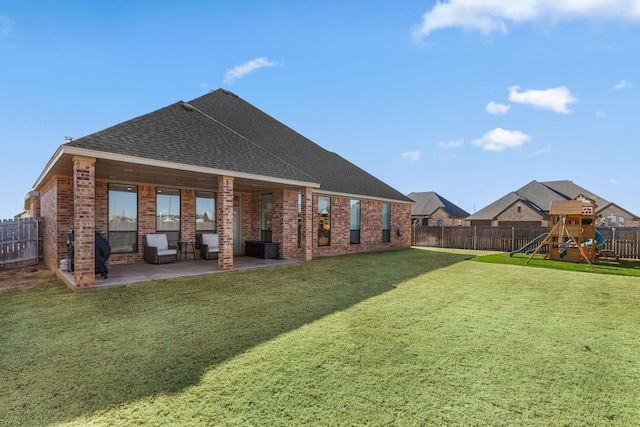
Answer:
[202, 233, 219, 249]
[157, 249, 177, 256]
[146, 234, 169, 251]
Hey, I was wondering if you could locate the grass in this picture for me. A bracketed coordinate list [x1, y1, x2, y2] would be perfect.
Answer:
[1, 248, 639, 426]
[472, 251, 640, 277]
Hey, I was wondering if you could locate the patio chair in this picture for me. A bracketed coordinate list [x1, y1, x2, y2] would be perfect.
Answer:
[144, 234, 178, 264]
[200, 233, 219, 260]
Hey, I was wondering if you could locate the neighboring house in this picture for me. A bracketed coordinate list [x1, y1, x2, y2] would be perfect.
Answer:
[407, 191, 469, 226]
[465, 180, 640, 227]
[26, 89, 413, 289]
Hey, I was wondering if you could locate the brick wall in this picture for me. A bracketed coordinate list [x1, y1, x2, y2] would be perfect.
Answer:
[300, 187, 313, 261]
[494, 202, 547, 226]
[40, 177, 73, 270]
[413, 209, 466, 227]
[430, 208, 458, 226]
[279, 190, 299, 259]
[181, 188, 196, 241]
[40, 174, 411, 277]
[96, 181, 108, 233]
[313, 194, 411, 256]
[241, 194, 258, 244]
[598, 204, 640, 227]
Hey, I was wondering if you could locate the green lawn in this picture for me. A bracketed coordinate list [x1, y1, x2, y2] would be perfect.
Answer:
[1, 248, 639, 426]
[472, 251, 640, 277]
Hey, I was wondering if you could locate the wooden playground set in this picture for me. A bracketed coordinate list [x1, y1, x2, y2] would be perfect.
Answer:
[510, 194, 617, 269]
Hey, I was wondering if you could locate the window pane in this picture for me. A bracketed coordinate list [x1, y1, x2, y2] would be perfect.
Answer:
[350, 200, 360, 230]
[261, 194, 273, 242]
[382, 203, 391, 243]
[196, 191, 216, 231]
[350, 199, 360, 245]
[157, 188, 180, 246]
[318, 196, 330, 246]
[382, 203, 390, 229]
[108, 184, 138, 253]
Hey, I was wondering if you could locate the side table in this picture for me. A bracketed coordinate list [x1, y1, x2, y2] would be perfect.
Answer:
[178, 240, 197, 260]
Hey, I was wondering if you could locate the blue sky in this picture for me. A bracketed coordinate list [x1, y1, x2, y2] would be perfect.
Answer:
[1, 1, 639, 219]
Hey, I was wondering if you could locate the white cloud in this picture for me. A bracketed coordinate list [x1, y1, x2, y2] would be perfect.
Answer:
[401, 151, 422, 162]
[472, 128, 531, 151]
[596, 110, 607, 118]
[508, 85, 578, 114]
[486, 101, 510, 114]
[438, 139, 464, 148]
[610, 178, 619, 184]
[223, 57, 279, 84]
[614, 79, 634, 89]
[413, 0, 640, 38]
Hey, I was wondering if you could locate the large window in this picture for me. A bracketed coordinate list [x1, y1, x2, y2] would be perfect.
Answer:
[261, 193, 273, 242]
[318, 196, 331, 247]
[108, 184, 138, 253]
[350, 199, 361, 244]
[196, 191, 216, 248]
[382, 203, 391, 243]
[156, 187, 180, 248]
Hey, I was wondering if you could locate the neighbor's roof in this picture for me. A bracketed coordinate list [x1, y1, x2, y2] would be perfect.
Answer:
[62, 89, 411, 203]
[465, 192, 530, 221]
[541, 180, 610, 206]
[467, 180, 610, 221]
[407, 191, 469, 218]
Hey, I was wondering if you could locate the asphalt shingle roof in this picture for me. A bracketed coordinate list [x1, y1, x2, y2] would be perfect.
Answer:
[188, 90, 412, 202]
[541, 180, 610, 206]
[407, 191, 469, 218]
[66, 102, 314, 183]
[465, 192, 524, 220]
[65, 89, 412, 203]
[467, 180, 611, 220]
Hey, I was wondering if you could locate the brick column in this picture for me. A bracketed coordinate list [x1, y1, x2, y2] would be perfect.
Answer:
[278, 190, 301, 259]
[301, 187, 313, 261]
[217, 176, 234, 270]
[73, 156, 96, 288]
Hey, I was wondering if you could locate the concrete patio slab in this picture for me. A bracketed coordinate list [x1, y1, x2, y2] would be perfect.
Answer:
[57, 256, 300, 290]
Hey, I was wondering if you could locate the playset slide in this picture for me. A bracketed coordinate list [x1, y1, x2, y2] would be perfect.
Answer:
[585, 229, 606, 250]
[509, 233, 549, 257]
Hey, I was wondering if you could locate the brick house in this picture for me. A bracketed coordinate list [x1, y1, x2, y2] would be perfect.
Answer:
[407, 191, 469, 226]
[465, 180, 640, 227]
[27, 89, 413, 289]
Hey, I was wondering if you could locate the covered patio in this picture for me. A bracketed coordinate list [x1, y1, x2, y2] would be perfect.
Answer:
[56, 256, 300, 290]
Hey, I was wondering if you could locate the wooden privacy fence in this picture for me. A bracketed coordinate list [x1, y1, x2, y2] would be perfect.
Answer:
[412, 226, 640, 259]
[0, 218, 43, 266]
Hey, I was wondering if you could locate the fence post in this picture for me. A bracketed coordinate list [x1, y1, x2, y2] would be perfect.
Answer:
[612, 227, 616, 254]
[511, 227, 515, 251]
[36, 218, 40, 262]
[473, 226, 477, 250]
[441, 226, 444, 248]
